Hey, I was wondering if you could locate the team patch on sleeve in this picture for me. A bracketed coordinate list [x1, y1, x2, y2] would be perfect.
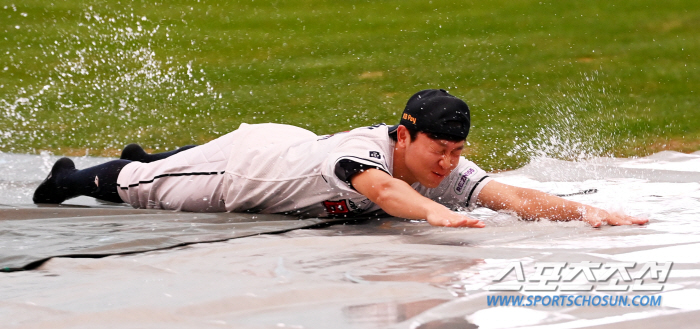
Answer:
[454, 167, 476, 195]
[369, 151, 381, 159]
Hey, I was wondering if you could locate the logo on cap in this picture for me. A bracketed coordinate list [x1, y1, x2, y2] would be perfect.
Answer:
[402, 113, 417, 125]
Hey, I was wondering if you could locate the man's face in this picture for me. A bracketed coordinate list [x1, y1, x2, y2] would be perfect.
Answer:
[403, 132, 465, 188]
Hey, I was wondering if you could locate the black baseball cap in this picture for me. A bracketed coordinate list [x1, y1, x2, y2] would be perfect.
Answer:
[391, 89, 471, 141]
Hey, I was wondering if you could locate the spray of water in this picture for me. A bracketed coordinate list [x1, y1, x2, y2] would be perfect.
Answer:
[507, 71, 624, 163]
[0, 6, 220, 153]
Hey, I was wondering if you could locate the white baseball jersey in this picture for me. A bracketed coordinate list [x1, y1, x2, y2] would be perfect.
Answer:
[117, 123, 492, 217]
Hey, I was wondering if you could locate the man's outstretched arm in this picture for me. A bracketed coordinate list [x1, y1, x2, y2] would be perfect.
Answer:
[476, 180, 648, 227]
[351, 168, 485, 228]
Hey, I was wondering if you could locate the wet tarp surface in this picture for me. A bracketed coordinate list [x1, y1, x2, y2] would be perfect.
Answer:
[0, 204, 349, 271]
[3, 151, 700, 329]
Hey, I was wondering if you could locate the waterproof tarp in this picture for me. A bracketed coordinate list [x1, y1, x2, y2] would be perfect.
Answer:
[3, 151, 700, 328]
[0, 204, 352, 271]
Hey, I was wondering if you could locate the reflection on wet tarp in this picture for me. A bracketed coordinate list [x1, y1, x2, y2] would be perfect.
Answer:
[343, 299, 452, 327]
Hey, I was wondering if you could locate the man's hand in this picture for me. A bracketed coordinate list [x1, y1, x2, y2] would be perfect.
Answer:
[351, 168, 485, 228]
[426, 207, 485, 228]
[583, 208, 649, 227]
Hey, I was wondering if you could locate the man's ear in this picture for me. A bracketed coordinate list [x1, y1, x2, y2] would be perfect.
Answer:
[396, 125, 410, 147]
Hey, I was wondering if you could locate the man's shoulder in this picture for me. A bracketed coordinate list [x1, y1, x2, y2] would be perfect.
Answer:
[331, 124, 394, 154]
[242, 122, 317, 136]
[332, 124, 391, 142]
[322, 124, 394, 177]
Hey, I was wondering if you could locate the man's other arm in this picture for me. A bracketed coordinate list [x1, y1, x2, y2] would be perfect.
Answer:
[351, 168, 485, 228]
[476, 180, 649, 227]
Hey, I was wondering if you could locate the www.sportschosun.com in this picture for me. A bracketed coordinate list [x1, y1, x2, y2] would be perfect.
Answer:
[486, 294, 662, 307]
[484, 261, 670, 307]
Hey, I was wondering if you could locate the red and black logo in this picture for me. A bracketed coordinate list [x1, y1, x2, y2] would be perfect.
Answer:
[322, 200, 350, 214]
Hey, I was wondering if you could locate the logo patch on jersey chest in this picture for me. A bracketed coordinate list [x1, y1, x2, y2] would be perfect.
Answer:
[323, 200, 350, 214]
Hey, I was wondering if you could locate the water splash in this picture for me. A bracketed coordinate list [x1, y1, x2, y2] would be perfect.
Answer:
[0, 6, 220, 153]
[507, 71, 624, 163]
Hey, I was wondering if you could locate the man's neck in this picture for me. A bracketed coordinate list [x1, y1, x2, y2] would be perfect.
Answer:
[391, 145, 416, 185]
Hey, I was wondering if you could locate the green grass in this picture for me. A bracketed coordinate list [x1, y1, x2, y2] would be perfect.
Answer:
[1, 0, 699, 170]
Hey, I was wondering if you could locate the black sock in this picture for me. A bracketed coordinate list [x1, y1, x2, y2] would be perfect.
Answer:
[69, 159, 132, 203]
[34, 158, 131, 204]
[120, 144, 198, 163]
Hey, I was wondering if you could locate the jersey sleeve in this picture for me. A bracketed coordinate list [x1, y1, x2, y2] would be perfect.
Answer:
[413, 157, 492, 211]
[323, 137, 392, 191]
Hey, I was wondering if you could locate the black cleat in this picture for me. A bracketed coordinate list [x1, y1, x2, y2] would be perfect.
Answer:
[33, 157, 78, 204]
[120, 143, 148, 162]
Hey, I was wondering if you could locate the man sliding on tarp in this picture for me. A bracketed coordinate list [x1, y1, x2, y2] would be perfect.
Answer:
[33, 89, 648, 228]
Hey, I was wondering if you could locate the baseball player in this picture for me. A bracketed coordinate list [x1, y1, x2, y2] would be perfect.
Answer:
[33, 89, 648, 227]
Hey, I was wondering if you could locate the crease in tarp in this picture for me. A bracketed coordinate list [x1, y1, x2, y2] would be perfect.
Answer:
[0, 204, 367, 272]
